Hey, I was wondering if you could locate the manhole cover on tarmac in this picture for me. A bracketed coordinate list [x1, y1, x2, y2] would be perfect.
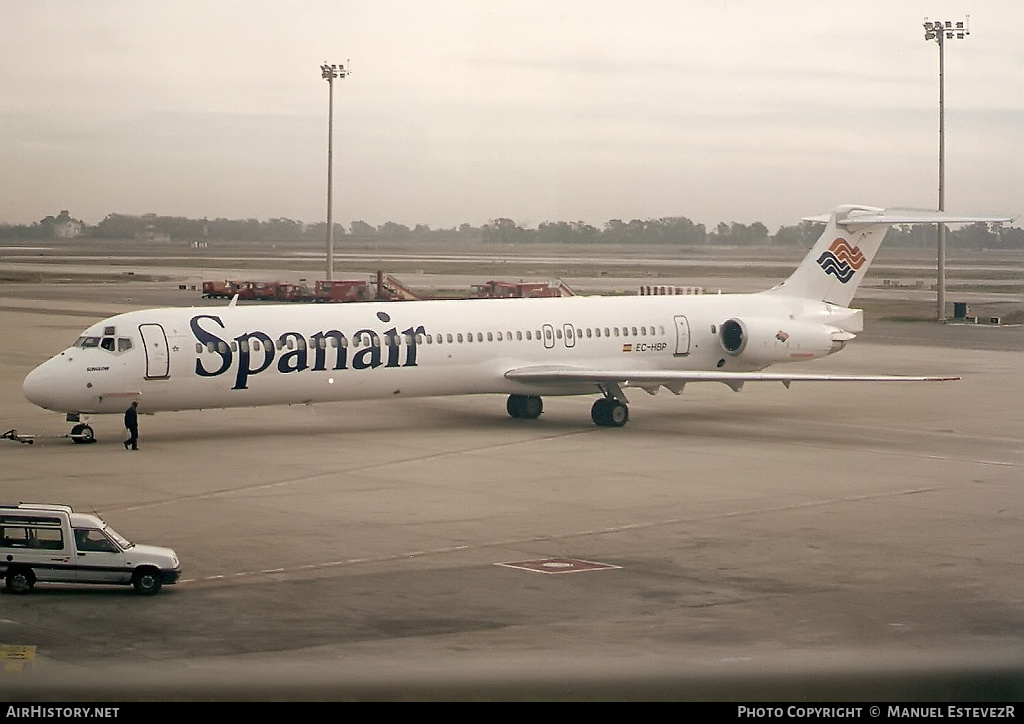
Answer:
[495, 558, 621, 574]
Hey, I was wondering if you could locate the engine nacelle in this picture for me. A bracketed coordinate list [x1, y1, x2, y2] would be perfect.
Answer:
[719, 317, 851, 365]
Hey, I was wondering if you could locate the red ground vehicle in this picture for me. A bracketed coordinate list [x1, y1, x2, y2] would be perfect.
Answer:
[202, 280, 237, 298]
[314, 280, 375, 303]
[275, 283, 316, 302]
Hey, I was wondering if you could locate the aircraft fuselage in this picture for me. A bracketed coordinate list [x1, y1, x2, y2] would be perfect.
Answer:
[22, 292, 851, 416]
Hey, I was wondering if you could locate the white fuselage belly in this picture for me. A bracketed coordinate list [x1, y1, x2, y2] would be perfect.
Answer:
[32, 293, 838, 415]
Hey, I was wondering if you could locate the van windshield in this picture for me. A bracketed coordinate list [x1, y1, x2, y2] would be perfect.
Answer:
[104, 526, 134, 551]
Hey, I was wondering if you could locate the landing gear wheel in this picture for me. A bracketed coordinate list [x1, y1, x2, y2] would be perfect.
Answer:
[5, 568, 35, 594]
[507, 395, 543, 420]
[591, 398, 629, 427]
[607, 401, 629, 427]
[70, 424, 96, 444]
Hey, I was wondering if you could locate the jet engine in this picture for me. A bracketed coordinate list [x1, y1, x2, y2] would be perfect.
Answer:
[719, 317, 853, 365]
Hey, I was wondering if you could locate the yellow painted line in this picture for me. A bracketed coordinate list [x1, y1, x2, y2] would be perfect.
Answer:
[1, 645, 36, 673]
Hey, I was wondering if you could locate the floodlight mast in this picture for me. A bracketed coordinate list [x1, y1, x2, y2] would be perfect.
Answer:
[322, 61, 351, 282]
[923, 17, 969, 321]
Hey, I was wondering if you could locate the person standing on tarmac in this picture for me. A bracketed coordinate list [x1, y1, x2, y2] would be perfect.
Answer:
[123, 401, 139, 451]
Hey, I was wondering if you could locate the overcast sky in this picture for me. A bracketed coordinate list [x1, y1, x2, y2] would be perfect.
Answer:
[2, 0, 1021, 232]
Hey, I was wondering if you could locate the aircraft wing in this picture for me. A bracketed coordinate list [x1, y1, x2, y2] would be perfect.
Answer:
[504, 365, 958, 394]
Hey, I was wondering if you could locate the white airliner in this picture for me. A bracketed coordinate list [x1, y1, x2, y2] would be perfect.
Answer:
[22, 205, 1012, 442]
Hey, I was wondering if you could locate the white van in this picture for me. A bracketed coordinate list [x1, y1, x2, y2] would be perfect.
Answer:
[0, 504, 180, 595]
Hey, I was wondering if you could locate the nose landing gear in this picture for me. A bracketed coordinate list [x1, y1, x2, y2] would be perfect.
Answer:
[70, 423, 96, 444]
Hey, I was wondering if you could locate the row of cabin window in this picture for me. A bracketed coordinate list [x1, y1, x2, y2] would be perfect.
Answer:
[196, 324, 667, 355]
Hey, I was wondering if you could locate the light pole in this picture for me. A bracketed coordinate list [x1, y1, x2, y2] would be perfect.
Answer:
[923, 18, 968, 321]
[321, 61, 351, 282]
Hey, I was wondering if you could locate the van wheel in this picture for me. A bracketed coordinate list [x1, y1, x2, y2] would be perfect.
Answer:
[6, 568, 35, 594]
[132, 569, 162, 595]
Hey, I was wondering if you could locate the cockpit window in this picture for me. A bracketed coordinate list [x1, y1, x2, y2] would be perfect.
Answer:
[74, 335, 133, 353]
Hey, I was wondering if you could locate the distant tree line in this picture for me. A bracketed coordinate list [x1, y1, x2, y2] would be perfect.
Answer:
[1, 211, 1021, 249]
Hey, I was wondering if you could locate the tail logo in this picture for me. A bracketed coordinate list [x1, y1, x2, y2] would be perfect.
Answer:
[816, 238, 866, 283]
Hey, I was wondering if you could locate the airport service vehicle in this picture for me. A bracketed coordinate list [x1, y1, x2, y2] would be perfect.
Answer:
[0, 504, 181, 595]
[21, 206, 1012, 441]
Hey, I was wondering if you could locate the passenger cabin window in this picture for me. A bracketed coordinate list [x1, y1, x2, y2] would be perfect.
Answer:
[1, 525, 64, 550]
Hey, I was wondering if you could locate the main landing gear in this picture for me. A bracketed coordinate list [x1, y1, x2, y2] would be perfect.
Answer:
[505, 393, 630, 427]
[590, 397, 629, 427]
[507, 394, 543, 419]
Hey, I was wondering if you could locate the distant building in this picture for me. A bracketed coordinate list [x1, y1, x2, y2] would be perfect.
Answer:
[52, 220, 83, 238]
[135, 227, 171, 242]
[136, 216, 171, 242]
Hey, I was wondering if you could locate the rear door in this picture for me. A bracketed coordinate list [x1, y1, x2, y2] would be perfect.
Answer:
[0, 517, 76, 583]
[673, 315, 691, 356]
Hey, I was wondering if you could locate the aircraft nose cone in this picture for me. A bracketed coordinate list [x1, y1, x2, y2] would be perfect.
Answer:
[23, 361, 57, 410]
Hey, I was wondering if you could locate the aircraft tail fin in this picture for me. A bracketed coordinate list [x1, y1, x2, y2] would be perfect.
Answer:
[768, 206, 1013, 307]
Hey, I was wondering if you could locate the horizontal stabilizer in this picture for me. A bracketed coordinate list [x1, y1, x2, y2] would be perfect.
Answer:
[802, 209, 1013, 226]
[832, 208, 1014, 227]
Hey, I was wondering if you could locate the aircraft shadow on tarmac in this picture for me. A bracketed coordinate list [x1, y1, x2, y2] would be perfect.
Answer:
[71, 396, 821, 446]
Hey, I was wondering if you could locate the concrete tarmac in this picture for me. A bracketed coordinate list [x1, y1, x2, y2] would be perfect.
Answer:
[0, 292, 1022, 700]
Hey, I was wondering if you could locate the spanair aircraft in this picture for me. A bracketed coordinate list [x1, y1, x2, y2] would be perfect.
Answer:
[21, 205, 1012, 442]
